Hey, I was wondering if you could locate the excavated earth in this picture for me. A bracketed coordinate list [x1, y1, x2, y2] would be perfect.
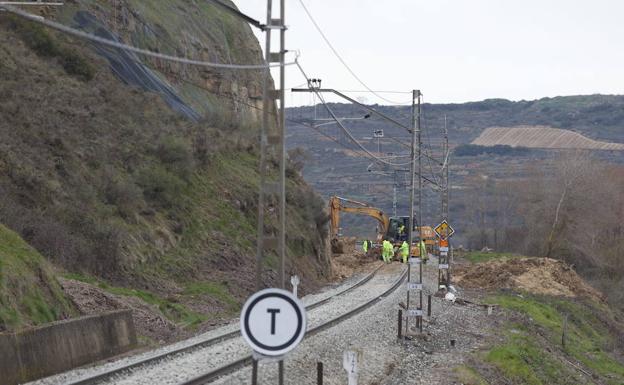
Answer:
[453, 257, 605, 301]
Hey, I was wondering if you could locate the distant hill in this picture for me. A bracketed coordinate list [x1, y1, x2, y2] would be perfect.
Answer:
[286, 94, 624, 239]
[472, 126, 624, 150]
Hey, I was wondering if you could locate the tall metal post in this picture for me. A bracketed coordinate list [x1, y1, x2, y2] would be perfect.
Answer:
[278, 0, 286, 291]
[438, 115, 451, 289]
[442, 115, 449, 221]
[256, 0, 287, 382]
[405, 90, 421, 337]
[256, 0, 273, 292]
[393, 172, 398, 217]
[416, 92, 423, 332]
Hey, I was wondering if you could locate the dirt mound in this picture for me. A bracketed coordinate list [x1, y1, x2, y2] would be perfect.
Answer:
[454, 257, 605, 301]
[60, 278, 186, 343]
[330, 238, 379, 280]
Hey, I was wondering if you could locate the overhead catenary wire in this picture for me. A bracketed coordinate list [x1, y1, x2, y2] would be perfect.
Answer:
[296, 0, 411, 106]
[295, 60, 413, 167]
[0, 4, 295, 70]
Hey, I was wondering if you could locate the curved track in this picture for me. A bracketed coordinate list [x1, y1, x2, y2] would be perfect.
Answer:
[61, 263, 384, 385]
[182, 265, 407, 385]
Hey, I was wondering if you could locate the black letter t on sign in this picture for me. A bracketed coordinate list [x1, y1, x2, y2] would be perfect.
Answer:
[267, 309, 281, 335]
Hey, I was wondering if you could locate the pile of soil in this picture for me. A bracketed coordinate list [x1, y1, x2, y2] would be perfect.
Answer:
[454, 257, 605, 301]
[330, 237, 379, 280]
[59, 278, 186, 343]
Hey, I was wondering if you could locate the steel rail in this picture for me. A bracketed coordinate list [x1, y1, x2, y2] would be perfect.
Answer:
[182, 266, 408, 385]
[62, 264, 384, 385]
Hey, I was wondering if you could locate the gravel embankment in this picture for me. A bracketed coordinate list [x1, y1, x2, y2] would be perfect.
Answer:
[27, 263, 393, 385]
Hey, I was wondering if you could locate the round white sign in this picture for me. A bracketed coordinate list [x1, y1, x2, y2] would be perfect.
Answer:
[240, 288, 307, 357]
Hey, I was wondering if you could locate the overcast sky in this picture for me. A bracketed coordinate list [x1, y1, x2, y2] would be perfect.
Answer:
[235, 0, 624, 106]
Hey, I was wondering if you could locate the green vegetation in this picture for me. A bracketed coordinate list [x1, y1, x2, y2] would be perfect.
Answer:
[486, 328, 575, 385]
[464, 251, 518, 263]
[183, 282, 238, 311]
[63, 272, 208, 328]
[455, 366, 489, 385]
[5, 15, 94, 80]
[454, 144, 531, 157]
[0, 224, 74, 331]
[484, 293, 624, 385]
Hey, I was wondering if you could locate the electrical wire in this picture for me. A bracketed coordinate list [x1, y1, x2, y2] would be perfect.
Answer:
[0, 4, 295, 70]
[335, 90, 413, 94]
[295, 60, 413, 167]
[296, 0, 412, 106]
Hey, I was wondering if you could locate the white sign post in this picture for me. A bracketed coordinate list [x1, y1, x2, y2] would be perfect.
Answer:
[290, 275, 300, 298]
[343, 350, 361, 385]
[240, 288, 307, 357]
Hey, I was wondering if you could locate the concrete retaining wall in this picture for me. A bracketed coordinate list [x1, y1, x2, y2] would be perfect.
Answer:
[0, 310, 136, 385]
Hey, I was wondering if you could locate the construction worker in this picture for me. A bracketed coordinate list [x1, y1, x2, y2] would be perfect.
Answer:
[362, 240, 368, 253]
[418, 239, 428, 264]
[382, 240, 393, 263]
[397, 223, 406, 241]
[399, 241, 409, 263]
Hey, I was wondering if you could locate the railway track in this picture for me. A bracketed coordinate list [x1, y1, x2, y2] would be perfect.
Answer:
[60, 263, 385, 385]
[182, 265, 407, 385]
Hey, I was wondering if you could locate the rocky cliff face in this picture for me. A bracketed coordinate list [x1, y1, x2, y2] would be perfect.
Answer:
[0, 2, 329, 331]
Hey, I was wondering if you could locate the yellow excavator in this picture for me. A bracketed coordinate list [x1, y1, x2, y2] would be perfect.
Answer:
[329, 196, 436, 256]
[329, 196, 389, 253]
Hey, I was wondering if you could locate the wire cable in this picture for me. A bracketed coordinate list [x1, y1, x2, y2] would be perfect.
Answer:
[295, 60, 413, 167]
[0, 4, 294, 70]
[296, 0, 411, 105]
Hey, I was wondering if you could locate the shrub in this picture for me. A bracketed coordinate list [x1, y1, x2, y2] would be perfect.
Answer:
[135, 165, 187, 209]
[155, 137, 195, 179]
[7, 15, 94, 81]
[103, 176, 144, 219]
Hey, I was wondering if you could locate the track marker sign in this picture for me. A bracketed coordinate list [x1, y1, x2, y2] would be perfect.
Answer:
[434, 220, 455, 240]
[240, 288, 307, 357]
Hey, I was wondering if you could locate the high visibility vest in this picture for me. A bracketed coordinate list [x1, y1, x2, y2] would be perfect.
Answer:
[400, 242, 409, 257]
[419, 241, 427, 258]
[362, 241, 368, 252]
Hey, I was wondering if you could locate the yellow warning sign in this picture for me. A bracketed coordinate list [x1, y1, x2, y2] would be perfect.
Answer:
[434, 220, 454, 240]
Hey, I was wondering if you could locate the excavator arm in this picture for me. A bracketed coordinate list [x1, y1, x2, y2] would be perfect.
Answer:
[329, 196, 390, 242]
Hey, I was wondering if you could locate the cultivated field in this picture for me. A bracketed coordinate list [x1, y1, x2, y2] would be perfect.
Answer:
[472, 126, 624, 150]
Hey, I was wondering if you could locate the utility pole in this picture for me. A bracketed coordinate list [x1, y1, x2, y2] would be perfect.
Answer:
[255, 0, 286, 383]
[441, 115, 449, 221]
[438, 115, 451, 289]
[416, 91, 423, 333]
[393, 171, 398, 217]
[405, 90, 423, 337]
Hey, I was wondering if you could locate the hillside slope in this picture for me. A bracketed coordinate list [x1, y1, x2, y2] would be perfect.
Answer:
[0, 224, 74, 332]
[0, 3, 329, 332]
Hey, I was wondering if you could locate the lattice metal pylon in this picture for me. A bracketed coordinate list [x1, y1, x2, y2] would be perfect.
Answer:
[256, 0, 286, 292]
[438, 116, 451, 289]
[253, 2, 287, 383]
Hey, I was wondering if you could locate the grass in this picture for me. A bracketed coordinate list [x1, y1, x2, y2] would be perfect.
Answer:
[455, 365, 489, 385]
[486, 293, 624, 384]
[486, 328, 574, 385]
[183, 282, 238, 311]
[465, 251, 519, 263]
[6, 15, 94, 80]
[63, 271, 207, 328]
[0, 224, 74, 330]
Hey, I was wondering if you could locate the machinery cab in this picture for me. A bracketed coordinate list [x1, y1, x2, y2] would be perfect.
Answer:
[385, 216, 411, 243]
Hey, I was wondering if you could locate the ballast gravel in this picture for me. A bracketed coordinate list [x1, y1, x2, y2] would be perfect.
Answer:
[26, 263, 396, 385]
